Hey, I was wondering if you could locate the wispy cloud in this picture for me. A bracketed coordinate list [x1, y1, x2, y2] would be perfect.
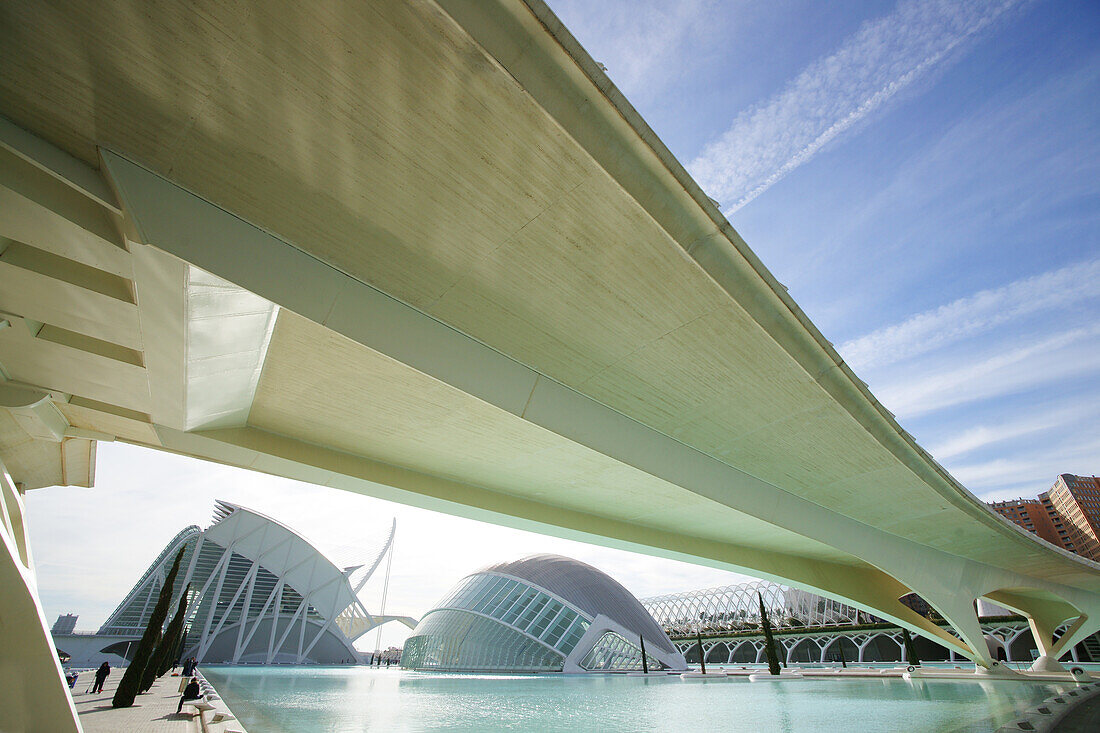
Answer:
[839, 259, 1100, 371]
[928, 402, 1095, 460]
[874, 323, 1100, 418]
[690, 0, 1026, 211]
[552, 0, 719, 102]
[953, 434, 1100, 495]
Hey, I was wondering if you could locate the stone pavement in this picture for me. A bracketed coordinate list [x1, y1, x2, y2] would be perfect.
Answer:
[1054, 692, 1100, 732]
[71, 668, 241, 733]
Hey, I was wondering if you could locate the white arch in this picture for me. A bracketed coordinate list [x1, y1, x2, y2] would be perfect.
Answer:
[641, 580, 860, 637]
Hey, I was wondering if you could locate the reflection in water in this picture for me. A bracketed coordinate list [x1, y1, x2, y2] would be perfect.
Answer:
[202, 666, 1078, 733]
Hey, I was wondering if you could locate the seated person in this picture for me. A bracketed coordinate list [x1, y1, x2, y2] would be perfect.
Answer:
[176, 677, 202, 713]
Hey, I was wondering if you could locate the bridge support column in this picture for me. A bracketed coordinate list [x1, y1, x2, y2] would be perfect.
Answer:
[1027, 615, 1069, 672]
[984, 589, 1100, 673]
[928, 596, 995, 668]
[0, 459, 81, 733]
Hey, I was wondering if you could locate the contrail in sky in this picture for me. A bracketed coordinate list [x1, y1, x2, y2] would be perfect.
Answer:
[839, 258, 1100, 371]
[690, 0, 1027, 212]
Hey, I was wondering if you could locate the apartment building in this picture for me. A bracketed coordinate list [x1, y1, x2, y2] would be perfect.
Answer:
[989, 474, 1100, 561]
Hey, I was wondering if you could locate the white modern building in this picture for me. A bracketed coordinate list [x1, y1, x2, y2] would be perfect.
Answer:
[77, 501, 414, 667]
[642, 580, 863, 637]
[644, 582, 1100, 666]
[402, 554, 686, 673]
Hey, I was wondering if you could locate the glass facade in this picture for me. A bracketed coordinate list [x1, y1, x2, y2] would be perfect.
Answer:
[401, 610, 565, 672]
[642, 580, 860, 636]
[99, 533, 322, 641]
[92, 501, 394, 665]
[98, 527, 201, 635]
[402, 572, 591, 672]
[579, 631, 663, 671]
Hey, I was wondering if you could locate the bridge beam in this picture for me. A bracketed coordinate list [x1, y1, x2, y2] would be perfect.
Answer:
[158, 423, 1016, 667]
[96, 149, 1100, 668]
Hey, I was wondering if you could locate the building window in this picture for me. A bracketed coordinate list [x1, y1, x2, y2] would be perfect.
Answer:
[579, 631, 663, 671]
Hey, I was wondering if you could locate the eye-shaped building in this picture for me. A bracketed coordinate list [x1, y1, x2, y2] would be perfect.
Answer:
[401, 554, 687, 673]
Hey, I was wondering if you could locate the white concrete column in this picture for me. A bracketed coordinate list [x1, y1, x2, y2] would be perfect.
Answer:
[0, 461, 80, 733]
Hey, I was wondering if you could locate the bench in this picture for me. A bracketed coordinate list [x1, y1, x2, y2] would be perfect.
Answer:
[184, 699, 216, 714]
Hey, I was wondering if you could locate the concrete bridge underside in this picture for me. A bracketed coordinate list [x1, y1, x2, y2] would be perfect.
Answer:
[1, 1, 1099, 730]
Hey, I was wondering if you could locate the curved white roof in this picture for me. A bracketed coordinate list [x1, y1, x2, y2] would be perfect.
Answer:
[204, 500, 358, 622]
[642, 580, 860, 632]
[481, 554, 676, 655]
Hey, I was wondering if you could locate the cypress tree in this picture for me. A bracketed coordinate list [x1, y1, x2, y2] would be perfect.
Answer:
[758, 593, 781, 676]
[148, 583, 191, 685]
[903, 628, 920, 667]
[113, 547, 184, 707]
[138, 628, 162, 693]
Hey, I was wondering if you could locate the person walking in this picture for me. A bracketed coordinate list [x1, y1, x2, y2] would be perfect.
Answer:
[91, 662, 110, 694]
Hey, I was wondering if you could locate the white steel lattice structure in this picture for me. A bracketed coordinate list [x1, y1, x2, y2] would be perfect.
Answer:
[98, 501, 415, 664]
[642, 581, 861, 637]
[672, 620, 1100, 666]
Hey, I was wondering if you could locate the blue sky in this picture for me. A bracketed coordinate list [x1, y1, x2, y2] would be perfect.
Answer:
[26, 0, 1100, 648]
[554, 0, 1099, 498]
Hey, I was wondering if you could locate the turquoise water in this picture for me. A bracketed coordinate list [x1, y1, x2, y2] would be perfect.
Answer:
[202, 666, 1077, 732]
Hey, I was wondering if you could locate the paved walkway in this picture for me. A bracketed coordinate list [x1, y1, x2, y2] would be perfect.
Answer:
[1054, 692, 1100, 732]
[72, 668, 241, 733]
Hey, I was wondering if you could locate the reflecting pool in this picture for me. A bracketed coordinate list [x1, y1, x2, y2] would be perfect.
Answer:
[202, 665, 1074, 732]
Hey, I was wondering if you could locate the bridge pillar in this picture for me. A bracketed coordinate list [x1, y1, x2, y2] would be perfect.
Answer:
[928, 596, 995, 668]
[0, 460, 81, 733]
[984, 589, 1100, 672]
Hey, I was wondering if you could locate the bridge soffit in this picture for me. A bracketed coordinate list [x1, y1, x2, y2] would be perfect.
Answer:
[3, 120, 1093, 672]
[95, 150, 1100, 618]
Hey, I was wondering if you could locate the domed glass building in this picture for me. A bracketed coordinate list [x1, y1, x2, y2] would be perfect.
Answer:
[401, 554, 687, 673]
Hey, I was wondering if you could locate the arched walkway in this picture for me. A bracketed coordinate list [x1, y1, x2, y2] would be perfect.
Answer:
[785, 638, 819, 663]
[821, 636, 858, 663]
[705, 642, 730, 664]
[911, 635, 951, 662]
[730, 641, 760, 664]
[860, 633, 903, 663]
